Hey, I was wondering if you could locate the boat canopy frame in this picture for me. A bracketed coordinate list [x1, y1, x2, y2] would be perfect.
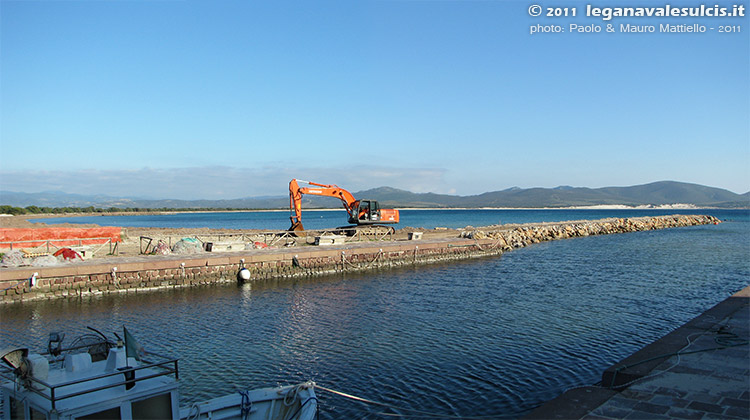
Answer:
[0, 352, 178, 412]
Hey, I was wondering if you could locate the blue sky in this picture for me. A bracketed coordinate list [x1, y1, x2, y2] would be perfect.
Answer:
[1, 0, 748, 200]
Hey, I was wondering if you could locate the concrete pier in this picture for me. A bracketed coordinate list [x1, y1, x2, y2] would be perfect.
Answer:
[526, 285, 750, 419]
[0, 214, 721, 304]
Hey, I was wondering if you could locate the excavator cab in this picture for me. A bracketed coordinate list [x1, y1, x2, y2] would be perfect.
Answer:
[350, 200, 380, 224]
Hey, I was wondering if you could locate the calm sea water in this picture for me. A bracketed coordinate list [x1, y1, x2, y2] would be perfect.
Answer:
[3, 209, 748, 418]
[32, 207, 748, 230]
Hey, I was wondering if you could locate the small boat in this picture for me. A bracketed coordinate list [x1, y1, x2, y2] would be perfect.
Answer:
[0, 328, 317, 420]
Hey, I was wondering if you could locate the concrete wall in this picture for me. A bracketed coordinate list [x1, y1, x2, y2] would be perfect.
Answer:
[0, 214, 720, 304]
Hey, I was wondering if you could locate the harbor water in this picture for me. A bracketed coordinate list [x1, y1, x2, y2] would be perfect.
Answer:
[2, 209, 748, 418]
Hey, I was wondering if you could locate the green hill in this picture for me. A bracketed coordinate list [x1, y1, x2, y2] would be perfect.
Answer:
[1, 181, 747, 210]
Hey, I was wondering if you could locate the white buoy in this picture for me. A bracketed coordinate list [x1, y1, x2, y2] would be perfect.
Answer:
[238, 268, 251, 281]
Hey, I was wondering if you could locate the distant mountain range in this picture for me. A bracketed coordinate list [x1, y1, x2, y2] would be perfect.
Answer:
[1, 181, 748, 210]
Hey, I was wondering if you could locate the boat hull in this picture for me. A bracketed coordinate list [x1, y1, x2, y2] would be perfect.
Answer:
[180, 382, 317, 420]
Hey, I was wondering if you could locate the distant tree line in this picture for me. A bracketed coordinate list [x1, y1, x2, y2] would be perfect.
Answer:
[0, 206, 253, 215]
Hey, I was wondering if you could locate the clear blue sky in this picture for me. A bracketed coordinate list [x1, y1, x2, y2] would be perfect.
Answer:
[1, 0, 748, 200]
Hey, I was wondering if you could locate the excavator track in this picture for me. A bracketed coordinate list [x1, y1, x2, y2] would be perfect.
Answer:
[336, 225, 396, 237]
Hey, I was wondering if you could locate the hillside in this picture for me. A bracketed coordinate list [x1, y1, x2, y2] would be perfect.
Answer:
[0, 181, 747, 210]
[359, 181, 747, 208]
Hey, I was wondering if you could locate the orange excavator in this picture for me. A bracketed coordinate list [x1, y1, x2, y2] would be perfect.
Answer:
[288, 179, 399, 232]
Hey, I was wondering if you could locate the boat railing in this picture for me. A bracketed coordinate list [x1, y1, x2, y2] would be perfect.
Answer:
[0, 352, 178, 411]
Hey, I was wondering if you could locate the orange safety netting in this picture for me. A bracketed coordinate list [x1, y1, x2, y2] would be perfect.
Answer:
[0, 227, 122, 249]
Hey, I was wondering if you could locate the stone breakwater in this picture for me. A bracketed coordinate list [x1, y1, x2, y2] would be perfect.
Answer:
[460, 214, 721, 249]
[0, 214, 721, 304]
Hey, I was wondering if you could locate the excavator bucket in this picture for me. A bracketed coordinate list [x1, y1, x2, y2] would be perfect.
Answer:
[289, 220, 305, 234]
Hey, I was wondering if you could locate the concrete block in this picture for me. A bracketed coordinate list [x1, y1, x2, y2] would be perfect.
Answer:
[315, 235, 346, 246]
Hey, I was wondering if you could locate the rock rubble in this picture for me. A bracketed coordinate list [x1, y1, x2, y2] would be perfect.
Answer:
[460, 214, 720, 251]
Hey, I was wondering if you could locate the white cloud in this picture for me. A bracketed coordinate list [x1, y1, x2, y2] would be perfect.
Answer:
[2, 165, 745, 200]
[0, 165, 454, 200]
